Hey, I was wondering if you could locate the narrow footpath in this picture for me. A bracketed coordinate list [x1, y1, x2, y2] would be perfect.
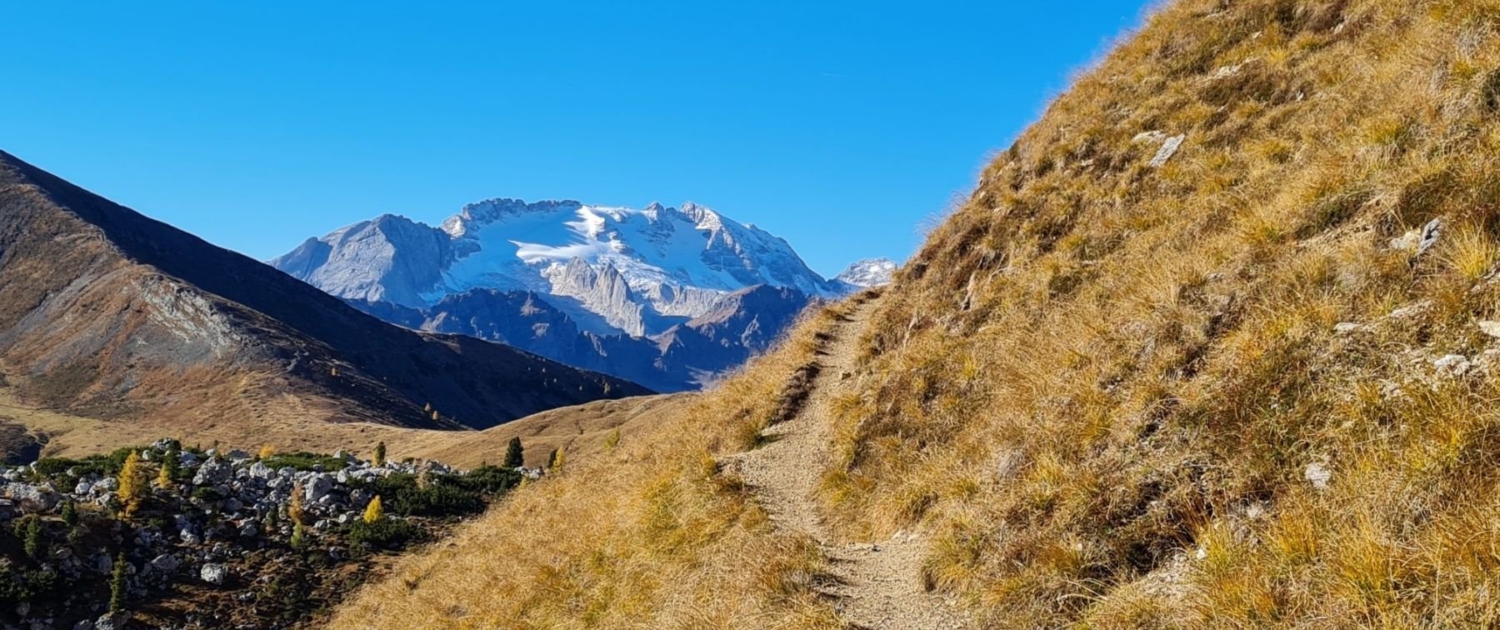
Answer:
[723, 296, 973, 630]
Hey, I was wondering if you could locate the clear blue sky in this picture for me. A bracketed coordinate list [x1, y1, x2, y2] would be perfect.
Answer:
[1, 0, 1149, 277]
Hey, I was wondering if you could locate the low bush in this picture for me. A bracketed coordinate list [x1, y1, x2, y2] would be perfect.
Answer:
[347, 519, 423, 550]
[260, 452, 348, 472]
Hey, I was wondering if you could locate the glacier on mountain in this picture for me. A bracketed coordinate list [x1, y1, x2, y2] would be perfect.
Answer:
[273, 198, 850, 337]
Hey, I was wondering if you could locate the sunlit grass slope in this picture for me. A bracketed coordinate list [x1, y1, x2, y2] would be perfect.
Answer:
[831, 0, 1500, 626]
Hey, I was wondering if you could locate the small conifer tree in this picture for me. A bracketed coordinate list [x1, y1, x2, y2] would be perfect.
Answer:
[551, 446, 566, 473]
[157, 442, 181, 490]
[504, 437, 524, 469]
[23, 515, 42, 559]
[604, 428, 621, 451]
[262, 508, 279, 535]
[547, 449, 559, 469]
[257, 445, 275, 460]
[374, 441, 387, 467]
[109, 552, 128, 613]
[288, 481, 306, 526]
[61, 499, 79, 527]
[363, 496, 385, 524]
[117, 451, 147, 518]
[291, 520, 307, 550]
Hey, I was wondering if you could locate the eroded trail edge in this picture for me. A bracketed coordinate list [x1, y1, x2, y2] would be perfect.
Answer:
[724, 296, 973, 630]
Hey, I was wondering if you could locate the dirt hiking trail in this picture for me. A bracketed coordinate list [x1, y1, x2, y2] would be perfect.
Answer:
[724, 295, 975, 630]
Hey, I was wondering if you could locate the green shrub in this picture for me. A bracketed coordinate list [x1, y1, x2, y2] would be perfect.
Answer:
[0, 565, 60, 604]
[192, 486, 225, 503]
[390, 481, 484, 517]
[348, 467, 520, 518]
[347, 518, 423, 550]
[449, 465, 522, 495]
[260, 452, 347, 472]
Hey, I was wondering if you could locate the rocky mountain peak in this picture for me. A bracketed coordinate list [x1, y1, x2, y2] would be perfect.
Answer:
[835, 258, 898, 288]
[441, 198, 584, 237]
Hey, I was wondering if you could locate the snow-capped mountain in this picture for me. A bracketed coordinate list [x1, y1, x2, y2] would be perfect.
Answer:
[272, 199, 848, 337]
[835, 258, 899, 288]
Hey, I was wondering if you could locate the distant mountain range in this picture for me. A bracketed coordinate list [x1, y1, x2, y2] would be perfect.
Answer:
[273, 200, 894, 391]
[0, 151, 647, 430]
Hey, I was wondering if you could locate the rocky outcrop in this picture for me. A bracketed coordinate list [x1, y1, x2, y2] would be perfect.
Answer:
[271, 215, 458, 308]
[543, 258, 653, 336]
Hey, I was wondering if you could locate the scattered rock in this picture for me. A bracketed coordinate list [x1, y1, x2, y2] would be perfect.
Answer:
[1333, 322, 1363, 334]
[1389, 302, 1431, 320]
[150, 553, 180, 573]
[248, 462, 273, 479]
[1417, 219, 1443, 257]
[2, 482, 61, 512]
[304, 474, 335, 504]
[1435, 354, 1472, 377]
[1149, 135, 1186, 168]
[200, 563, 228, 586]
[1389, 219, 1445, 257]
[192, 457, 232, 485]
[93, 613, 129, 630]
[1479, 321, 1500, 339]
[92, 552, 113, 575]
[1305, 462, 1332, 490]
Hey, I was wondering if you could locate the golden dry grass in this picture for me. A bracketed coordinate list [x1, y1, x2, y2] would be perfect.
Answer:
[817, 0, 1500, 626]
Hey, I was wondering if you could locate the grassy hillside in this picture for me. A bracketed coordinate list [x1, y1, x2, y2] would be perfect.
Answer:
[337, 0, 1500, 627]
[838, 0, 1500, 626]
